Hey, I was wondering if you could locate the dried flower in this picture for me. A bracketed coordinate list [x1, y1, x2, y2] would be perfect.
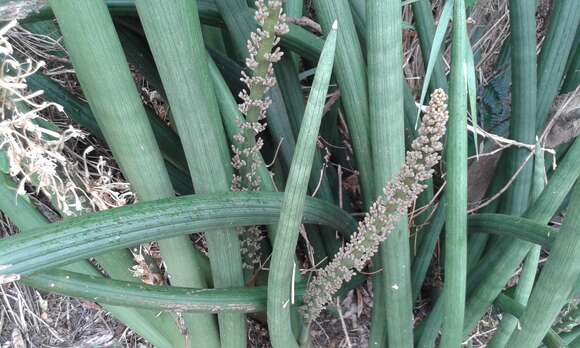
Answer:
[231, 0, 288, 270]
[303, 89, 449, 321]
[130, 244, 163, 285]
[1, 20, 133, 216]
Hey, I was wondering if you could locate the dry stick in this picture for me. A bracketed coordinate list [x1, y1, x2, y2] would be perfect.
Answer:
[466, 124, 555, 157]
[467, 89, 578, 213]
[336, 297, 353, 348]
[285, 17, 322, 34]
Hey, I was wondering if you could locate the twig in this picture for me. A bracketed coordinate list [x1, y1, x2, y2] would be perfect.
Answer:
[286, 16, 322, 34]
[467, 124, 555, 157]
[467, 149, 534, 213]
[336, 297, 352, 348]
[467, 87, 580, 213]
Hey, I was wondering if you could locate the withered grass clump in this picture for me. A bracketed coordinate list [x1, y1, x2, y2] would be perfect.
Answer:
[303, 89, 449, 321]
[230, 0, 289, 270]
[0, 20, 131, 216]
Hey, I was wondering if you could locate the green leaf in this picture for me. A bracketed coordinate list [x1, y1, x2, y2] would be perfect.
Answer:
[24, 270, 366, 314]
[0, 173, 181, 348]
[135, 0, 249, 344]
[411, 0, 449, 92]
[441, 0, 469, 345]
[267, 23, 338, 348]
[535, 0, 580, 132]
[313, 0, 374, 208]
[416, 0, 453, 126]
[506, 181, 580, 347]
[494, 294, 567, 347]
[49, 1, 221, 344]
[465, 39, 479, 155]
[0, 192, 355, 278]
[468, 214, 554, 248]
[487, 142, 546, 348]
[367, 0, 414, 345]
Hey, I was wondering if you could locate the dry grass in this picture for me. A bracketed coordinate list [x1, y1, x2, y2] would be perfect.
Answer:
[310, 287, 372, 348]
[0, 214, 151, 348]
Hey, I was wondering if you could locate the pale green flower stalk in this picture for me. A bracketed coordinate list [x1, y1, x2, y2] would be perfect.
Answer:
[230, 0, 289, 270]
[303, 89, 449, 321]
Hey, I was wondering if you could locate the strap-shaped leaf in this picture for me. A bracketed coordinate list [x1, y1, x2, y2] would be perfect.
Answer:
[23, 270, 365, 314]
[465, 40, 479, 154]
[26, 0, 325, 63]
[135, 0, 247, 344]
[0, 192, 355, 279]
[441, 0, 469, 345]
[267, 23, 338, 348]
[367, 0, 413, 345]
[467, 214, 555, 248]
[506, 181, 580, 347]
[416, 0, 453, 126]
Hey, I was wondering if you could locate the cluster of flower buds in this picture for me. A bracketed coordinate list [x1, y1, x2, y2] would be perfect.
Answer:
[303, 89, 449, 321]
[231, 1, 289, 270]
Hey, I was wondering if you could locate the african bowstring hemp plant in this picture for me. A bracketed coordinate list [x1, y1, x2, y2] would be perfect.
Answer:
[230, 0, 289, 270]
[303, 89, 449, 321]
